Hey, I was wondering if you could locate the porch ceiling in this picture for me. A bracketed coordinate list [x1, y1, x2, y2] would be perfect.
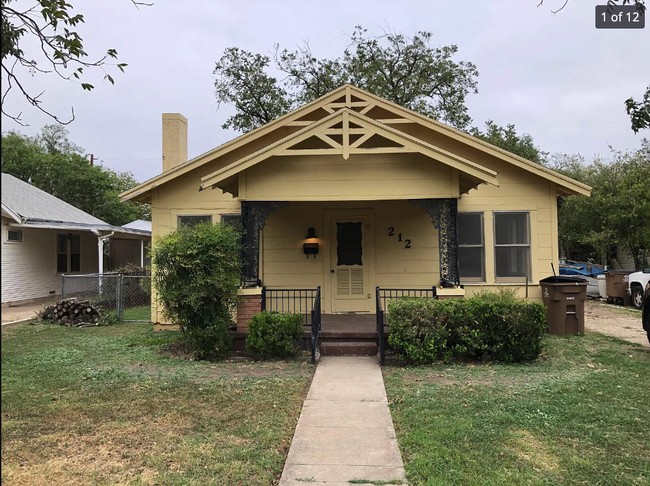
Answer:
[200, 108, 498, 198]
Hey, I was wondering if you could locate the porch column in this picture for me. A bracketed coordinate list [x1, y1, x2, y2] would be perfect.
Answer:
[240, 201, 289, 287]
[408, 198, 460, 287]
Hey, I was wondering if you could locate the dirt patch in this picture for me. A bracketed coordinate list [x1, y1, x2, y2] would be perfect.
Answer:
[585, 301, 648, 348]
[508, 430, 560, 473]
[1, 414, 190, 485]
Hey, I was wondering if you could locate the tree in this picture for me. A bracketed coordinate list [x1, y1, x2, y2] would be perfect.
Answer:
[1, 125, 149, 225]
[469, 120, 547, 164]
[625, 85, 650, 133]
[1, 0, 150, 126]
[551, 142, 650, 269]
[214, 26, 479, 132]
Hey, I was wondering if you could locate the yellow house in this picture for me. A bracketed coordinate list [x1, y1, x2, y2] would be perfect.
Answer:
[121, 84, 590, 334]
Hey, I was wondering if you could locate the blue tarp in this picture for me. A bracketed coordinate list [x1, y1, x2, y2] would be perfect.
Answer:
[559, 261, 605, 278]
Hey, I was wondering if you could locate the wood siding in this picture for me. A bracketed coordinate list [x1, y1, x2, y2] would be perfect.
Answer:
[149, 138, 560, 320]
[1, 217, 99, 304]
[242, 153, 453, 201]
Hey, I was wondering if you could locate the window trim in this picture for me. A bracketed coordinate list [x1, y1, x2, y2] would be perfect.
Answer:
[55, 233, 82, 274]
[6, 229, 23, 243]
[458, 211, 485, 283]
[177, 214, 213, 228]
[492, 211, 532, 282]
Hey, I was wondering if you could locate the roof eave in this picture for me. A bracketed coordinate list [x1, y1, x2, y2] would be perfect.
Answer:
[1, 202, 23, 223]
[119, 85, 353, 202]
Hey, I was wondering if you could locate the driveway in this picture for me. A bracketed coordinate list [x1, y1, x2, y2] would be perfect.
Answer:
[1, 298, 55, 325]
[585, 300, 648, 348]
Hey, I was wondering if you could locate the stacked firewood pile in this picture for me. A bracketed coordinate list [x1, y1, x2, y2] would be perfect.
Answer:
[39, 298, 105, 327]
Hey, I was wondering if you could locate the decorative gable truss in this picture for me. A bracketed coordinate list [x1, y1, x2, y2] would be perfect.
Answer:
[200, 107, 499, 193]
[121, 84, 590, 204]
[278, 110, 414, 160]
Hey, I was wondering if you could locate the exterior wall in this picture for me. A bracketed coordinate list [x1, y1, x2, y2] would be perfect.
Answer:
[615, 247, 649, 271]
[150, 178, 240, 325]
[455, 158, 558, 302]
[149, 139, 561, 321]
[242, 153, 454, 201]
[1, 217, 99, 304]
[262, 201, 438, 313]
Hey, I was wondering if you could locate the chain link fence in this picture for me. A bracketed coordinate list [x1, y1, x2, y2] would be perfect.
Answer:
[62, 273, 151, 322]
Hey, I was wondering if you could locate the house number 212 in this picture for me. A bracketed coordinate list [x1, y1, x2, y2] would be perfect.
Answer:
[388, 227, 411, 248]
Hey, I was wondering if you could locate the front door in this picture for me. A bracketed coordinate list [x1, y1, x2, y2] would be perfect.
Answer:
[331, 217, 371, 313]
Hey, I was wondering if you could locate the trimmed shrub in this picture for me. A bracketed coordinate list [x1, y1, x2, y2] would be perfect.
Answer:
[151, 222, 240, 360]
[387, 291, 547, 364]
[246, 311, 305, 359]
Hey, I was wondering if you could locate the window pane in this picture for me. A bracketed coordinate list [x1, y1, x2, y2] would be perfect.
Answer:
[458, 213, 482, 246]
[495, 247, 530, 278]
[459, 247, 484, 279]
[178, 215, 212, 227]
[70, 235, 81, 253]
[7, 230, 22, 242]
[336, 222, 363, 266]
[221, 214, 241, 228]
[57, 234, 67, 253]
[57, 254, 68, 273]
[70, 254, 81, 272]
[495, 213, 529, 245]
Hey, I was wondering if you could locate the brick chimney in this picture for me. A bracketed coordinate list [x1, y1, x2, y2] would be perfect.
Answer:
[162, 113, 188, 172]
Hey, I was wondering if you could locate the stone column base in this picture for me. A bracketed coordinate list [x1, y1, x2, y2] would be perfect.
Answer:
[437, 287, 465, 300]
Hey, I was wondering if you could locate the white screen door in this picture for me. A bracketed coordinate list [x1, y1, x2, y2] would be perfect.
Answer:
[331, 218, 370, 313]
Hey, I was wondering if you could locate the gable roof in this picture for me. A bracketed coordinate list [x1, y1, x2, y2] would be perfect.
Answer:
[1, 173, 151, 237]
[122, 219, 152, 232]
[120, 84, 590, 201]
[200, 108, 499, 192]
[2, 173, 107, 225]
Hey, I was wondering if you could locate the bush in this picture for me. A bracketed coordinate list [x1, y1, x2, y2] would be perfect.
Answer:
[246, 311, 304, 359]
[387, 291, 547, 364]
[151, 222, 240, 360]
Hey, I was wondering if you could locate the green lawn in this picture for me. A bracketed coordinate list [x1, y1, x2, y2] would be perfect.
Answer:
[383, 332, 650, 485]
[1, 322, 313, 485]
[121, 305, 151, 321]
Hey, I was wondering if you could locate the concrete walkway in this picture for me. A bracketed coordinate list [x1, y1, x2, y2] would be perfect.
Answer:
[280, 357, 406, 485]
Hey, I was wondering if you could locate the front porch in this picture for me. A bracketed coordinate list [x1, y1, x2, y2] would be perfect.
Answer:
[237, 198, 465, 322]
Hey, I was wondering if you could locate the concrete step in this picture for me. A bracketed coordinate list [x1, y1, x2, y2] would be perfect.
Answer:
[320, 341, 378, 357]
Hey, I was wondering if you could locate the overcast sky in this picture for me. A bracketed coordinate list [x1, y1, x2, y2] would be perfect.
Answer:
[2, 0, 648, 183]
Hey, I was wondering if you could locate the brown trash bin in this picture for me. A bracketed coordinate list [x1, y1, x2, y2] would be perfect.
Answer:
[604, 271, 632, 306]
[539, 276, 588, 335]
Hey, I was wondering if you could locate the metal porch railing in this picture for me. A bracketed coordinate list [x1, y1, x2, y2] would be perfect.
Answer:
[375, 286, 438, 366]
[261, 286, 322, 364]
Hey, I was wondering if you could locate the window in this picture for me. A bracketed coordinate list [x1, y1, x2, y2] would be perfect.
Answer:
[336, 222, 363, 266]
[458, 213, 484, 281]
[220, 214, 241, 228]
[57, 234, 81, 273]
[7, 230, 22, 242]
[494, 212, 530, 279]
[178, 215, 212, 228]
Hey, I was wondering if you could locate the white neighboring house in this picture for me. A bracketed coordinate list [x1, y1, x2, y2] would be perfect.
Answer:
[1, 173, 151, 305]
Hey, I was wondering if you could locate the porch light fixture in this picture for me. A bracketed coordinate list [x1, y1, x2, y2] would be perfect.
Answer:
[303, 227, 319, 258]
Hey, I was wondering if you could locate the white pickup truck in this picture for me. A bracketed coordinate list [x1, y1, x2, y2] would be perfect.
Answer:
[628, 269, 650, 309]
